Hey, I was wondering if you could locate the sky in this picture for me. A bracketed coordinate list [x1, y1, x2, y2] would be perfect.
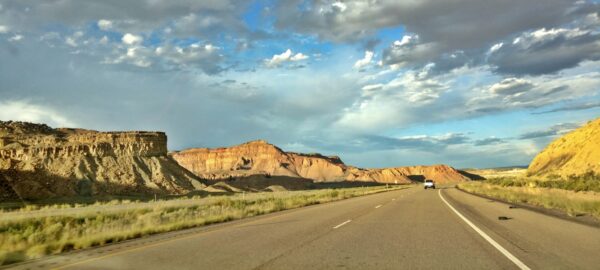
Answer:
[0, 0, 599, 169]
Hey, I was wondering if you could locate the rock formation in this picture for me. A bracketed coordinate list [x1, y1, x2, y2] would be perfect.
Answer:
[528, 118, 600, 177]
[0, 121, 205, 200]
[171, 140, 474, 184]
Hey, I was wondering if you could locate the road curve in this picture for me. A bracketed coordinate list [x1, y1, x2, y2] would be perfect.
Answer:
[7, 186, 600, 270]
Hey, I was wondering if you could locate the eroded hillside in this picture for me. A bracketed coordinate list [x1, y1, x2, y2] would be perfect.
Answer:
[0, 121, 205, 200]
[171, 140, 475, 184]
[528, 118, 600, 177]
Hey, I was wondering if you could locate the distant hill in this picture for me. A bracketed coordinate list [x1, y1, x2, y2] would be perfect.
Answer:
[171, 140, 478, 184]
[528, 118, 600, 177]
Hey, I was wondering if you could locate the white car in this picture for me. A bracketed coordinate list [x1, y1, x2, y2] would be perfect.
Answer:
[424, 179, 435, 189]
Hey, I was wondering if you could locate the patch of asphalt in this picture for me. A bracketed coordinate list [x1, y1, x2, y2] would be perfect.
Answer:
[455, 185, 600, 228]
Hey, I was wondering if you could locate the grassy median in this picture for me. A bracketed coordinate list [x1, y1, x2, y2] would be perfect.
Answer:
[0, 185, 408, 265]
[458, 177, 600, 220]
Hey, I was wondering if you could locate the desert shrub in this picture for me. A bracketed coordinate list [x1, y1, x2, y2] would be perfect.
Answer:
[482, 174, 600, 193]
[458, 182, 600, 219]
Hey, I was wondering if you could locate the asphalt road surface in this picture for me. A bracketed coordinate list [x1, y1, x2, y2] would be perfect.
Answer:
[8, 186, 600, 270]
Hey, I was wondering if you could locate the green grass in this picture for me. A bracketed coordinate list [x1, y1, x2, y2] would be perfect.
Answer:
[0, 185, 409, 265]
[458, 181, 600, 220]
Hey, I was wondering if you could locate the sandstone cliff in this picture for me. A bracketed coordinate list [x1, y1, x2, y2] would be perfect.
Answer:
[171, 140, 474, 184]
[528, 118, 600, 177]
[0, 121, 205, 200]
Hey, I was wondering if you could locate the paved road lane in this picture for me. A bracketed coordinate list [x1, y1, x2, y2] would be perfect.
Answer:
[8, 186, 600, 270]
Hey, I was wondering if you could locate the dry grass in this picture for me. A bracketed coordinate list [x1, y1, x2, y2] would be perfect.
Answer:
[458, 181, 600, 219]
[0, 185, 408, 265]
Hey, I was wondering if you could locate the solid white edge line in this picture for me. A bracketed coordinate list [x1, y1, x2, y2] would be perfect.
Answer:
[438, 190, 531, 270]
[333, 219, 352, 229]
[375, 205, 382, 208]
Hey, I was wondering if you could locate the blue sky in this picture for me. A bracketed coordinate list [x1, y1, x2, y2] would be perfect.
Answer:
[0, 0, 599, 168]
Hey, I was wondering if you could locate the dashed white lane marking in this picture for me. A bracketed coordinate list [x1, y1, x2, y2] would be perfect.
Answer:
[438, 190, 531, 270]
[375, 205, 382, 209]
[333, 220, 352, 229]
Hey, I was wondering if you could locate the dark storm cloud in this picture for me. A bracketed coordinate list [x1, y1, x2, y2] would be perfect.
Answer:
[0, 0, 257, 39]
[273, 0, 585, 46]
[273, 0, 599, 76]
[488, 28, 600, 75]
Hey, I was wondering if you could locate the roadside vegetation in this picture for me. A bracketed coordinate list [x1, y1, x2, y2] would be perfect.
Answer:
[483, 172, 600, 193]
[458, 173, 600, 219]
[0, 185, 408, 265]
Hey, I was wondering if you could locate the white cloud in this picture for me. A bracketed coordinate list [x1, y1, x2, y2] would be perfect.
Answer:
[530, 27, 587, 41]
[332, 2, 347, 12]
[394, 35, 413, 47]
[290, 52, 308, 61]
[489, 42, 503, 53]
[265, 49, 309, 67]
[0, 25, 8, 34]
[362, 84, 383, 91]
[354, 50, 374, 69]
[97, 19, 113, 31]
[103, 47, 152, 67]
[104, 42, 222, 72]
[337, 69, 450, 131]
[488, 78, 532, 95]
[64, 31, 83, 47]
[8, 34, 23, 42]
[0, 100, 76, 127]
[99, 35, 109, 45]
[122, 33, 143, 45]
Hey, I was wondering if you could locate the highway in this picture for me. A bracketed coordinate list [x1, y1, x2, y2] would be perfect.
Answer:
[9, 186, 600, 270]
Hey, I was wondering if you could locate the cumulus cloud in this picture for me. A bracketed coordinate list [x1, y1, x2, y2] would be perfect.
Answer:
[104, 46, 153, 68]
[154, 43, 223, 73]
[488, 42, 503, 54]
[0, 100, 76, 127]
[468, 67, 600, 114]
[273, 0, 599, 77]
[97, 19, 113, 31]
[265, 49, 309, 67]
[354, 50, 374, 69]
[0, 0, 252, 36]
[381, 34, 437, 68]
[361, 83, 383, 91]
[122, 33, 143, 45]
[273, 0, 588, 46]
[103, 42, 223, 73]
[64, 31, 84, 47]
[337, 69, 450, 131]
[1, 0, 599, 169]
[488, 78, 534, 95]
[0, 25, 8, 34]
[488, 26, 600, 75]
[8, 34, 23, 42]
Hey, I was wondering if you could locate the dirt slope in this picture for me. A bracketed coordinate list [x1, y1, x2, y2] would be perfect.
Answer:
[528, 118, 600, 177]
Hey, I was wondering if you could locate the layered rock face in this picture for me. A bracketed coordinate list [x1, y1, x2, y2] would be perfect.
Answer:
[0, 121, 205, 200]
[528, 118, 600, 177]
[172, 140, 474, 184]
